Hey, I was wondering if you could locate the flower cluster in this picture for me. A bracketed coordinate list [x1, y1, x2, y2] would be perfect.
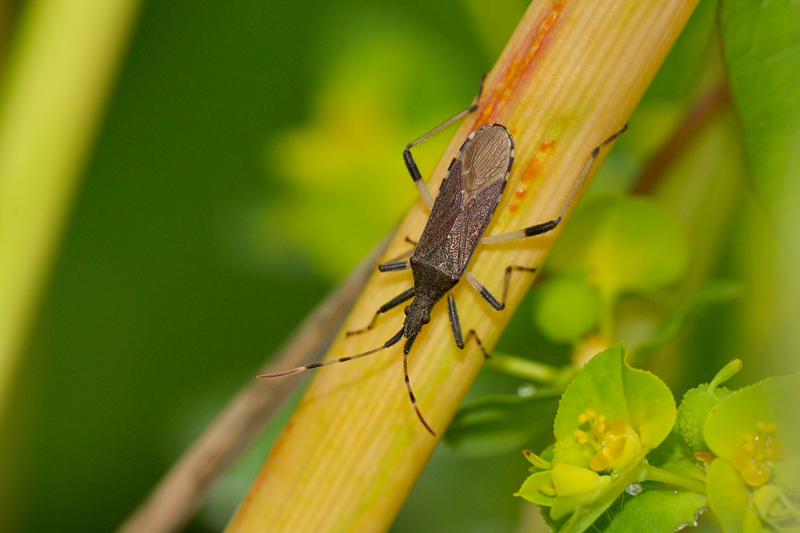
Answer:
[516, 345, 799, 532]
[731, 421, 784, 488]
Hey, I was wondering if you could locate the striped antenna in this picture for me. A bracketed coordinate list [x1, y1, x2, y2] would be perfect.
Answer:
[402, 334, 436, 436]
[258, 328, 404, 379]
[258, 327, 437, 437]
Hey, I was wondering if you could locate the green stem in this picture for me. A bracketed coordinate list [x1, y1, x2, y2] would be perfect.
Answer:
[486, 352, 575, 384]
[708, 359, 742, 391]
[0, 0, 142, 429]
[643, 464, 706, 495]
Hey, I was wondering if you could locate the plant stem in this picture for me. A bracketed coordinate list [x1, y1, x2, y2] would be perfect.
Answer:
[644, 464, 707, 495]
[631, 79, 731, 195]
[0, 0, 142, 430]
[486, 352, 561, 382]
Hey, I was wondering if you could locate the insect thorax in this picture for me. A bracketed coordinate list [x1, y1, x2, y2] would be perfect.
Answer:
[409, 260, 458, 306]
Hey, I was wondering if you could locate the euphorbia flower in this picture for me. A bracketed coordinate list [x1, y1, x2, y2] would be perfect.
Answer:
[705, 374, 800, 532]
[516, 343, 677, 528]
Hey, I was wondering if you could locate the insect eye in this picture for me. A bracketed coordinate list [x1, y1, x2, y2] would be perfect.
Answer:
[422, 314, 430, 324]
[404, 306, 410, 315]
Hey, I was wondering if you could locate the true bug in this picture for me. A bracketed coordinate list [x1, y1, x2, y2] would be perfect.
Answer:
[260, 96, 626, 436]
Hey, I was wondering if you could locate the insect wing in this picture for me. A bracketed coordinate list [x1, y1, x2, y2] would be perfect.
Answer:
[451, 176, 505, 273]
[413, 167, 464, 270]
[413, 124, 514, 277]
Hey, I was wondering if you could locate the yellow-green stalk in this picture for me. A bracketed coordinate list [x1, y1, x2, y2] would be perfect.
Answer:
[227, 0, 700, 531]
[0, 0, 142, 428]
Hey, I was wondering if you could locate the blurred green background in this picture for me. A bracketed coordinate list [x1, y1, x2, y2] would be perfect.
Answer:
[0, 0, 798, 531]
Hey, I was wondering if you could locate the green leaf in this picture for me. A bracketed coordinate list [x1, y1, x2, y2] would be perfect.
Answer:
[720, 0, 800, 266]
[445, 392, 559, 457]
[515, 345, 689, 532]
[516, 470, 558, 506]
[603, 490, 708, 533]
[554, 343, 676, 451]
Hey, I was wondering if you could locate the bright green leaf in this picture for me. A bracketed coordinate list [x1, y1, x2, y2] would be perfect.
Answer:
[554, 343, 676, 452]
[515, 470, 557, 506]
[515, 345, 685, 532]
[603, 490, 708, 533]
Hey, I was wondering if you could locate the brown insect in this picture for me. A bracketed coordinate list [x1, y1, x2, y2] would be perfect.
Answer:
[261, 94, 626, 436]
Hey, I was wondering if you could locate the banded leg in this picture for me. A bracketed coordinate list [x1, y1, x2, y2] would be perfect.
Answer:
[447, 292, 490, 358]
[481, 124, 628, 245]
[464, 266, 537, 311]
[378, 236, 418, 272]
[404, 79, 485, 209]
[379, 259, 411, 272]
[346, 287, 414, 336]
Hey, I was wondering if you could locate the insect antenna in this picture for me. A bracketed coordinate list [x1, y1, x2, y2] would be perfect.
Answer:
[258, 328, 404, 379]
[402, 334, 437, 437]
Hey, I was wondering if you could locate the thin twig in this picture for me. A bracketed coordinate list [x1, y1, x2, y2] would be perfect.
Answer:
[117, 236, 389, 533]
[631, 80, 730, 195]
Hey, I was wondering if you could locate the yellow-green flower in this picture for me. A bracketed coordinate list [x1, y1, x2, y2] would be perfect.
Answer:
[572, 409, 643, 472]
[705, 375, 800, 531]
[516, 344, 677, 527]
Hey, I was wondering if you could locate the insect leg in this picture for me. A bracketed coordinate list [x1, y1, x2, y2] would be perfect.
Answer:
[480, 124, 628, 245]
[346, 287, 415, 336]
[404, 104, 480, 209]
[463, 331, 490, 359]
[464, 267, 536, 311]
[377, 236, 419, 271]
[378, 246, 413, 272]
[447, 292, 490, 358]
[447, 292, 464, 347]
[379, 260, 411, 272]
